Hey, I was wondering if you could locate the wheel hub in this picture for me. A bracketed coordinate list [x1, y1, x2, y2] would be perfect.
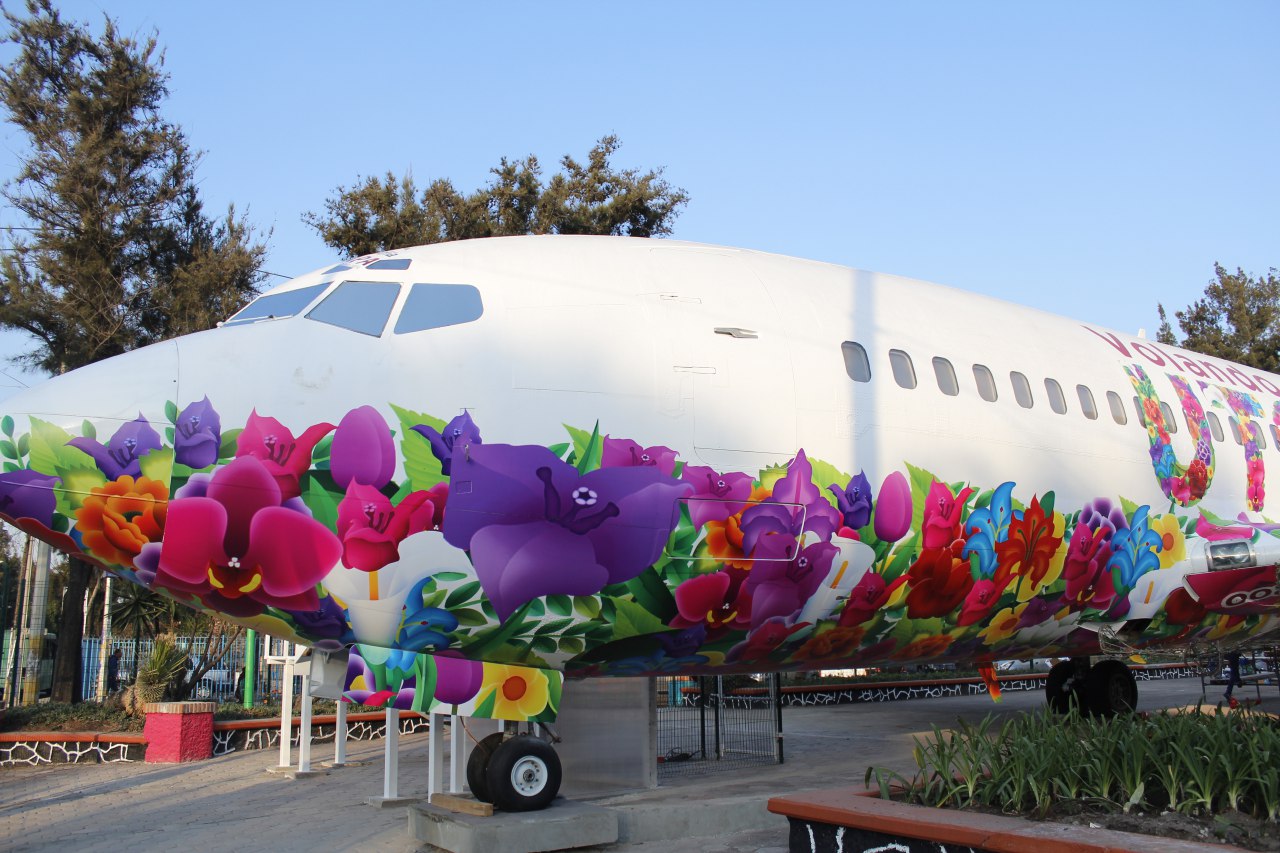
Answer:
[511, 755, 548, 796]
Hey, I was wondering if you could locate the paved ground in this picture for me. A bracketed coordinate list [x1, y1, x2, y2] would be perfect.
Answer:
[1, 676, 1273, 853]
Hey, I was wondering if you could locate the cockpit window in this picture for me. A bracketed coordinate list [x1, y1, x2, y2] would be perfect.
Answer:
[224, 283, 329, 326]
[367, 258, 412, 271]
[306, 281, 401, 336]
[394, 284, 484, 334]
[322, 264, 351, 274]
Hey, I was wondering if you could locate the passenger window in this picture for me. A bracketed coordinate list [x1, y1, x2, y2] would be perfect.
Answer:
[1229, 417, 1244, 446]
[889, 349, 916, 389]
[1207, 411, 1225, 442]
[1010, 372, 1033, 408]
[224, 283, 329, 326]
[1272, 425, 1280, 448]
[973, 364, 998, 402]
[394, 283, 484, 334]
[1133, 396, 1147, 427]
[1107, 391, 1127, 425]
[841, 342, 871, 382]
[1159, 402, 1178, 434]
[368, 258, 412, 271]
[1044, 378, 1067, 414]
[1257, 423, 1268, 450]
[1077, 385, 1098, 420]
[933, 357, 959, 396]
[306, 281, 401, 337]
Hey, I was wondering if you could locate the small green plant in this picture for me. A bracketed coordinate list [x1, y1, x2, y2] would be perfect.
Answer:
[866, 705, 1280, 823]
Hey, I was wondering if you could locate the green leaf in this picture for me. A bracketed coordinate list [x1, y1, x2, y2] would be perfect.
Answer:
[304, 477, 340, 532]
[1, 416, 12, 437]
[445, 581, 482, 609]
[573, 596, 601, 619]
[564, 424, 593, 465]
[609, 596, 668, 641]
[526, 598, 545, 618]
[4, 462, 19, 473]
[79, 420, 94, 440]
[472, 687, 497, 719]
[0, 440, 17, 460]
[312, 434, 334, 463]
[433, 571, 469, 582]
[164, 400, 178, 424]
[759, 462, 788, 491]
[164, 427, 175, 445]
[16, 433, 29, 458]
[28, 417, 89, 476]
[807, 456, 852, 508]
[390, 403, 447, 491]
[547, 442, 569, 460]
[574, 422, 603, 474]
[546, 594, 573, 617]
[1119, 496, 1141, 521]
[139, 447, 173, 485]
[453, 608, 489, 627]
[53, 465, 106, 512]
[218, 428, 242, 460]
[624, 568, 677, 622]
[531, 636, 557, 655]
[557, 636, 585, 655]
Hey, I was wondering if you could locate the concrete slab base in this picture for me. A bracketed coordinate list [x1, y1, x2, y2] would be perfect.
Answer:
[265, 767, 329, 779]
[366, 796, 421, 808]
[609, 794, 785, 844]
[322, 759, 369, 768]
[409, 797, 617, 853]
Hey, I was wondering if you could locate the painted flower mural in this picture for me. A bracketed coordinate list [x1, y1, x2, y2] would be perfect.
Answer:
[0, 379, 1273, 711]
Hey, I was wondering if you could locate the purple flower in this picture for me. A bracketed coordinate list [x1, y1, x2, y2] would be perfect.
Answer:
[601, 437, 678, 476]
[873, 471, 913, 542]
[1079, 497, 1128, 537]
[679, 465, 754, 529]
[829, 470, 873, 530]
[744, 540, 837, 628]
[739, 450, 840, 558]
[0, 470, 58, 526]
[411, 411, 481, 477]
[331, 405, 396, 490]
[433, 654, 484, 706]
[286, 594, 350, 646]
[173, 397, 222, 469]
[68, 414, 163, 479]
[443, 442, 693, 620]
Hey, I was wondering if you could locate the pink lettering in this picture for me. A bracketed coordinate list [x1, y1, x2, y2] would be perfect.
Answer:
[1255, 375, 1280, 397]
[1082, 326, 1130, 357]
[1132, 342, 1167, 366]
[1226, 367, 1259, 392]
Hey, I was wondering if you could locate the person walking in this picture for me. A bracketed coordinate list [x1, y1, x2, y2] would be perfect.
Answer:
[106, 648, 122, 694]
[1223, 650, 1243, 709]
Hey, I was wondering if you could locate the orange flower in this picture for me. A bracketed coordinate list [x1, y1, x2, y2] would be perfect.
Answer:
[892, 633, 955, 661]
[702, 486, 773, 570]
[795, 626, 865, 661]
[74, 476, 168, 568]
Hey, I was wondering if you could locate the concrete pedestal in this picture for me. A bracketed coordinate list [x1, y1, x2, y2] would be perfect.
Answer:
[142, 702, 216, 763]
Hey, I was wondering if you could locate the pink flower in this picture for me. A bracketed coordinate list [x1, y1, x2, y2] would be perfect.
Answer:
[139, 456, 340, 618]
[671, 570, 751, 636]
[336, 482, 437, 572]
[921, 480, 973, 549]
[873, 471, 913, 543]
[237, 411, 335, 500]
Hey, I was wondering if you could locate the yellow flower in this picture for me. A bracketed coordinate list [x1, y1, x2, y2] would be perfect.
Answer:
[978, 603, 1026, 645]
[1149, 514, 1186, 569]
[478, 664, 551, 721]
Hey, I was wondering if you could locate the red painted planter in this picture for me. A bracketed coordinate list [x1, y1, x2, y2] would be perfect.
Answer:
[142, 702, 216, 763]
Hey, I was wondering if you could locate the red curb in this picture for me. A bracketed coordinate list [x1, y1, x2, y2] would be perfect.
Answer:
[767, 786, 1236, 853]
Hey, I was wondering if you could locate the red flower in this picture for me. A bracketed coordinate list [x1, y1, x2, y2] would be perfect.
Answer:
[671, 571, 751, 636]
[1162, 588, 1208, 626]
[837, 572, 907, 627]
[905, 540, 973, 620]
[993, 496, 1061, 590]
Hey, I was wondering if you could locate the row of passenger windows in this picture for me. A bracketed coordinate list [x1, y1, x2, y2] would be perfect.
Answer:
[224, 280, 484, 336]
[841, 341, 1280, 450]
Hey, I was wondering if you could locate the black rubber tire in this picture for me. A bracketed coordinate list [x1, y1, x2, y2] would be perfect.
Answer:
[484, 734, 562, 812]
[466, 732, 505, 804]
[1045, 660, 1078, 714]
[1085, 659, 1138, 717]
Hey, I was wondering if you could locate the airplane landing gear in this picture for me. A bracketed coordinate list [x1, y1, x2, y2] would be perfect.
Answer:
[466, 730, 562, 811]
[1045, 657, 1137, 717]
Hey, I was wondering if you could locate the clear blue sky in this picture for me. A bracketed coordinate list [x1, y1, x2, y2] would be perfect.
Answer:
[0, 1, 1276, 397]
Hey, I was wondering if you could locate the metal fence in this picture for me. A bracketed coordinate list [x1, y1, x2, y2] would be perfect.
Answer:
[80, 635, 298, 705]
[656, 674, 782, 780]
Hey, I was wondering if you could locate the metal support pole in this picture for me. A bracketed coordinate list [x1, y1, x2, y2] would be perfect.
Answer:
[428, 712, 444, 798]
[96, 575, 113, 701]
[5, 538, 28, 709]
[0, 550, 13, 705]
[242, 629, 256, 708]
[298, 667, 313, 773]
[772, 672, 784, 764]
[382, 706, 399, 799]
[334, 699, 348, 766]
[449, 715, 466, 793]
[714, 675, 723, 759]
[698, 676, 707, 759]
[278, 651, 294, 769]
